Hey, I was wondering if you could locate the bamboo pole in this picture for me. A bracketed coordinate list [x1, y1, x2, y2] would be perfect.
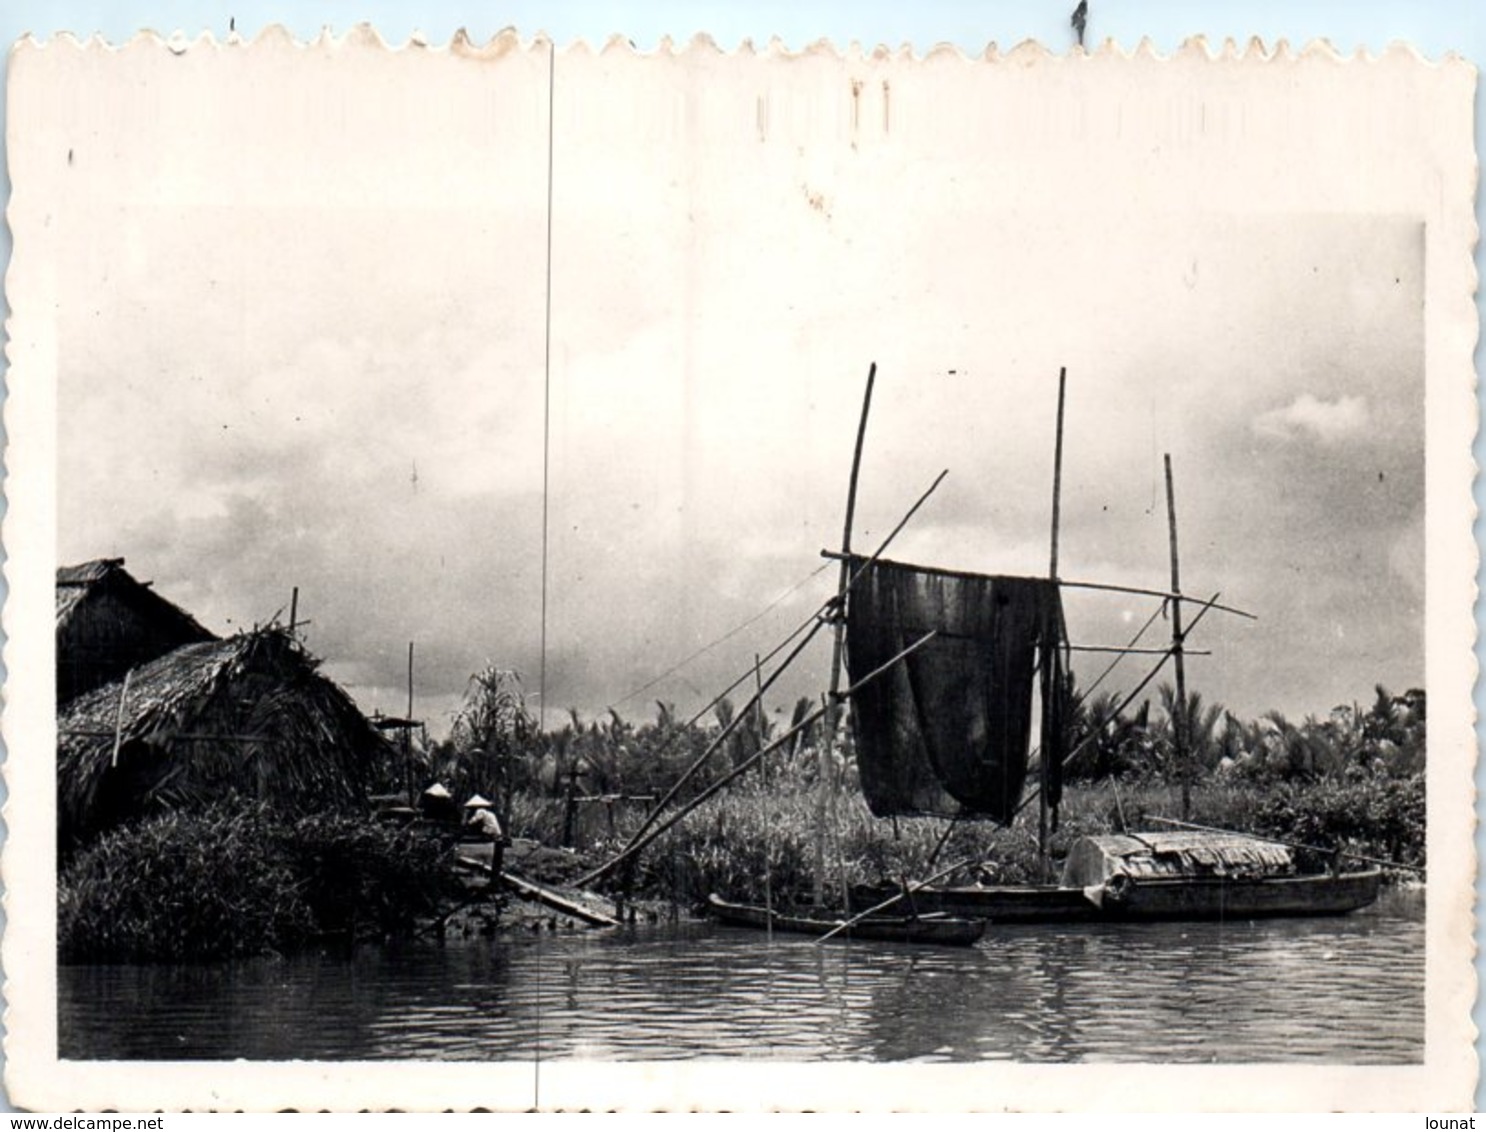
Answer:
[1040, 366, 1067, 876]
[288, 586, 299, 636]
[109, 669, 133, 768]
[926, 812, 960, 870]
[760, 655, 773, 924]
[498, 869, 622, 927]
[753, 653, 767, 750]
[1057, 582, 1252, 620]
[1049, 367, 1067, 580]
[823, 692, 853, 914]
[820, 363, 877, 907]
[592, 710, 830, 883]
[1164, 455, 1190, 820]
[817, 554, 1257, 622]
[1068, 644, 1211, 656]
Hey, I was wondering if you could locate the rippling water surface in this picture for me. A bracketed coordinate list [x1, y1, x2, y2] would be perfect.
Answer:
[60, 888, 1423, 1063]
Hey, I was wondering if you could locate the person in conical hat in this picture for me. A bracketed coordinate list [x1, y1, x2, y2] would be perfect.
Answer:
[464, 793, 507, 879]
[418, 781, 459, 825]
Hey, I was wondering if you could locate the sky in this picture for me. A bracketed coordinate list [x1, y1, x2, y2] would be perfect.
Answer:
[42, 39, 1427, 739]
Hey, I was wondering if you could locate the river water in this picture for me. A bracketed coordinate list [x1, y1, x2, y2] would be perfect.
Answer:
[59, 888, 1423, 1063]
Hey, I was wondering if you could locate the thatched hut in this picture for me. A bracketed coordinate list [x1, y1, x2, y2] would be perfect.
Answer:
[57, 628, 391, 849]
[57, 558, 217, 705]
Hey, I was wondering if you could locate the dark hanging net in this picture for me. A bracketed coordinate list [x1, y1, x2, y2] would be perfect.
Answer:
[844, 556, 1066, 822]
[1040, 602, 1071, 817]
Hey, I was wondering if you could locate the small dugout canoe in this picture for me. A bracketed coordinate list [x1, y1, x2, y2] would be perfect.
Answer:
[706, 894, 986, 947]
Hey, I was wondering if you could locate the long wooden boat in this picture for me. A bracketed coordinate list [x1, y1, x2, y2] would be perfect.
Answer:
[706, 894, 986, 947]
[856, 872, 1383, 924]
[856, 832, 1383, 924]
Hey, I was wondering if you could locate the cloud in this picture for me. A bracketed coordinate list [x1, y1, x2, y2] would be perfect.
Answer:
[57, 198, 1424, 727]
[1388, 506, 1425, 600]
[1252, 394, 1370, 444]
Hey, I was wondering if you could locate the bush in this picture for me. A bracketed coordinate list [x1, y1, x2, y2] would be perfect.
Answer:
[59, 804, 458, 963]
[1249, 773, 1425, 872]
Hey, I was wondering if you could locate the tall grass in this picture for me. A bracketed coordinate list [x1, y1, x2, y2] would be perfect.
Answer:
[527, 759, 1425, 907]
[59, 804, 459, 962]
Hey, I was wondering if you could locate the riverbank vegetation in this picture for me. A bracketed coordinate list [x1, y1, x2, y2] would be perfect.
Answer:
[59, 805, 459, 962]
[58, 667, 1425, 961]
[426, 673, 1426, 907]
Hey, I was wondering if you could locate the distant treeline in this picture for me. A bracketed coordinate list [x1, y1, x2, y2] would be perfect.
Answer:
[411, 667, 1425, 812]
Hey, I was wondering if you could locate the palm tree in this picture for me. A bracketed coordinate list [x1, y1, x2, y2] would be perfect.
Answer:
[1063, 685, 1150, 780]
[1156, 684, 1226, 776]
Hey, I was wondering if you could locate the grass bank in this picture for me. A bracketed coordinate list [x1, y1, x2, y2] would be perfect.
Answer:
[59, 804, 460, 963]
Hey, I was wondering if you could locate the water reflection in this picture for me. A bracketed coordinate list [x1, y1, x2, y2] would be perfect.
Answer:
[60, 889, 1423, 1064]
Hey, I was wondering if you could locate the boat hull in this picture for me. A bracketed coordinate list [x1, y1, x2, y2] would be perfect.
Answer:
[706, 894, 986, 946]
[855, 869, 1384, 924]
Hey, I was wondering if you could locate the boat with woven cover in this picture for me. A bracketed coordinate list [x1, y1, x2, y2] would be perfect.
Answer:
[856, 831, 1382, 924]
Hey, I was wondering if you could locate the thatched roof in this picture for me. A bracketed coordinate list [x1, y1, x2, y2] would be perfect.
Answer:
[58, 628, 389, 848]
[1061, 831, 1296, 887]
[57, 558, 217, 704]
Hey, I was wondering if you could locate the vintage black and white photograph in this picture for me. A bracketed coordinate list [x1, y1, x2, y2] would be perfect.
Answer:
[3, 24, 1477, 1112]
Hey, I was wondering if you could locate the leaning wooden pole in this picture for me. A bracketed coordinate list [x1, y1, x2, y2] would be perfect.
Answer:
[1040, 367, 1067, 876]
[819, 362, 876, 908]
[109, 669, 134, 769]
[1164, 454, 1191, 820]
